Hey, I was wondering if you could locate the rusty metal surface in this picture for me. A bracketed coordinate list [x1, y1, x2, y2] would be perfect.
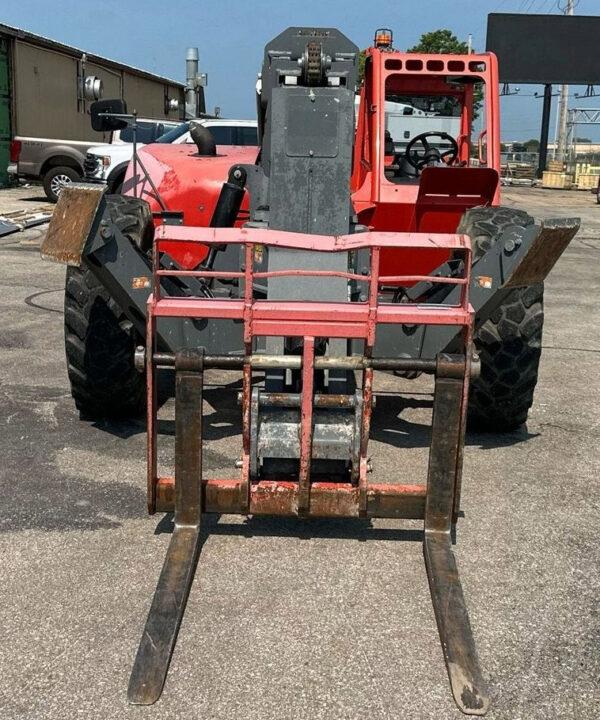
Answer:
[424, 534, 490, 715]
[503, 217, 579, 288]
[128, 350, 205, 705]
[240, 358, 252, 512]
[366, 483, 426, 519]
[254, 392, 357, 408]
[154, 477, 427, 519]
[251, 480, 300, 516]
[302, 482, 360, 518]
[40, 184, 105, 266]
[424, 358, 490, 715]
[425, 373, 463, 533]
[453, 324, 474, 524]
[298, 337, 315, 514]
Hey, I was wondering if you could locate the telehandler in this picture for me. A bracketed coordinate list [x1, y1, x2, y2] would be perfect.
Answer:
[42, 27, 578, 714]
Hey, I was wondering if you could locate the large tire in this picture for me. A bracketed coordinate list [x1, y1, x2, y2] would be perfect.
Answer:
[64, 195, 153, 418]
[457, 207, 544, 431]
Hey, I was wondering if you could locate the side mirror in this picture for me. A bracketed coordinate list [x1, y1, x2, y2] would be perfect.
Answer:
[90, 99, 128, 132]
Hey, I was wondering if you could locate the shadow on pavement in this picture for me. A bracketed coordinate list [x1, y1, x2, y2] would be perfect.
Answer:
[90, 380, 539, 450]
[154, 512, 424, 543]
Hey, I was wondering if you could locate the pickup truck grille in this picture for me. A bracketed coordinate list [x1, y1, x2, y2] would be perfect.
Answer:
[83, 153, 100, 176]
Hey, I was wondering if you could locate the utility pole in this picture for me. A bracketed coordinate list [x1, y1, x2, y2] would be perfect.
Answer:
[556, 0, 574, 163]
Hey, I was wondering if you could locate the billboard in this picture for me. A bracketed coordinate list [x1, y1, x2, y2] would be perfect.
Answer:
[486, 13, 600, 84]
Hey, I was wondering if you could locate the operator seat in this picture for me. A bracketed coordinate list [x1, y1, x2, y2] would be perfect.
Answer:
[396, 153, 419, 179]
[384, 130, 419, 182]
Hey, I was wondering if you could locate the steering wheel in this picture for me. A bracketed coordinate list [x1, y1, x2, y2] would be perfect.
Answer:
[404, 131, 459, 170]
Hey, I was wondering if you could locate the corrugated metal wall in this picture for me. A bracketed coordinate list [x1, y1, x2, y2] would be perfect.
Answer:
[0, 37, 11, 186]
[12, 40, 184, 141]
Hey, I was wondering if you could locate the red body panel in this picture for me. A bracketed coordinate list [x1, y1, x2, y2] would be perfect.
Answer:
[124, 144, 257, 268]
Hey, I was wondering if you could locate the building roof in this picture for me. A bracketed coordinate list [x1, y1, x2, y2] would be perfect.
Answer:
[0, 22, 185, 88]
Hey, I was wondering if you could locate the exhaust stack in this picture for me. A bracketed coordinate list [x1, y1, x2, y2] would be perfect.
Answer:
[185, 47, 206, 118]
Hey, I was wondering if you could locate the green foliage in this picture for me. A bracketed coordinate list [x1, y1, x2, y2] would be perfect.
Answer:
[524, 138, 540, 151]
[357, 50, 366, 88]
[407, 29, 469, 55]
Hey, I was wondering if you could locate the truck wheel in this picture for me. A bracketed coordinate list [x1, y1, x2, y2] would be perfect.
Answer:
[43, 166, 80, 202]
[457, 207, 544, 431]
[111, 176, 124, 194]
[63, 195, 153, 418]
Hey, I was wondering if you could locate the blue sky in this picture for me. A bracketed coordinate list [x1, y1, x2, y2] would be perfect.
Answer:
[3, 0, 600, 141]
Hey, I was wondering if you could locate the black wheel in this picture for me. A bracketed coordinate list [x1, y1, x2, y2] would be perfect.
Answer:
[108, 167, 127, 194]
[43, 166, 80, 202]
[111, 176, 124, 194]
[457, 207, 544, 431]
[63, 195, 153, 418]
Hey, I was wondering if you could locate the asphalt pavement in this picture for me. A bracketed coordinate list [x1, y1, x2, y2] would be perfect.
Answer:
[0, 185, 598, 719]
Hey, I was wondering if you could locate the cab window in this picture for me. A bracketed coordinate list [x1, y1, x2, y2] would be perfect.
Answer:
[238, 126, 258, 145]
[120, 122, 163, 144]
[208, 126, 235, 145]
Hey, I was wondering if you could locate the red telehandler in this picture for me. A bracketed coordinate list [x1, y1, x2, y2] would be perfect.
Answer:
[42, 27, 578, 715]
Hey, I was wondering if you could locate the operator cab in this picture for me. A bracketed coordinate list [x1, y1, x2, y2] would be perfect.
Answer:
[351, 29, 500, 237]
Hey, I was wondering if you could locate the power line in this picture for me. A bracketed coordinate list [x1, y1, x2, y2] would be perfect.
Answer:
[491, 0, 514, 11]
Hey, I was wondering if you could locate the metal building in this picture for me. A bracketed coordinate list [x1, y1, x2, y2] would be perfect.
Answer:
[0, 23, 198, 186]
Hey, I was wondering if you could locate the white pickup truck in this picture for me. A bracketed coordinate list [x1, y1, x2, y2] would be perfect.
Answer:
[83, 118, 258, 193]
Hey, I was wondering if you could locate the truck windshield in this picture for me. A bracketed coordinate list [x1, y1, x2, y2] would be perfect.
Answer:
[156, 122, 190, 143]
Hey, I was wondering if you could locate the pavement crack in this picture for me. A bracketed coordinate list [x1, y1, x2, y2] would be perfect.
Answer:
[539, 422, 579, 434]
[542, 345, 600, 354]
[575, 239, 600, 250]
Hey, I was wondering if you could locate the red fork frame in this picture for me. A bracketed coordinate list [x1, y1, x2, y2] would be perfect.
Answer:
[145, 224, 473, 518]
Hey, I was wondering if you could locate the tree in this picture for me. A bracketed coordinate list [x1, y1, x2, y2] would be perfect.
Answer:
[407, 29, 469, 55]
[357, 50, 367, 88]
[524, 138, 540, 151]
